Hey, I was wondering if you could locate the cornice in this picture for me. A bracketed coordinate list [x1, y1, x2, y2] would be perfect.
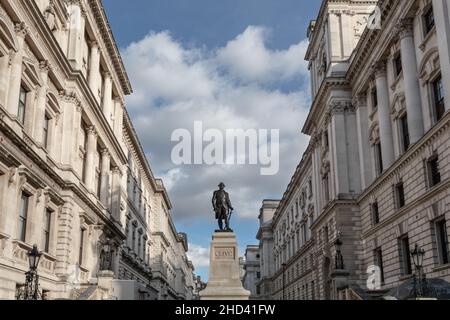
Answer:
[86, 0, 132, 95]
[302, 77, 351, 135]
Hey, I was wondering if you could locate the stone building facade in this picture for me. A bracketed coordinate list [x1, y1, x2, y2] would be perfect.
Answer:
[242, 245, 260, 299]
[256, 0, 450, 300]
[0, 0, 194, 300]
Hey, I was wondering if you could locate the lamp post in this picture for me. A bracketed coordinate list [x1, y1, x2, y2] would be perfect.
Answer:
[282, 263, 286, 300]
[410, 244, 426, 299]
[21, 244, 42, 300]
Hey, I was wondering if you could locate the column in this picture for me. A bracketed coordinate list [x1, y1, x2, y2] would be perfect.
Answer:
[0, 169, 19, 237]
[374, 61, 395, 169]
[111, 166, 122, 222]
[114, 98, 124, 143]
[100, 149, 111, 208]
[84, 126, 98, 191]
[33, 61, 51, 145]
[59, 92, 81, 166]
[102, 72, 113, 125]
[355, 95, 373, 189]
[330, 103, 352, 195]
[0, 52, 11, 105]
[7, 23, 28, 116]
[67, 1, 85, 70]
[88, 41, 100, 101]
[433, 0, 450, 111]
[398, 19, 424, 143]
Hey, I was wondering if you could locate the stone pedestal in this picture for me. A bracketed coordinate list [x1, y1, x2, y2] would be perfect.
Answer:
[200, 232, 250, 300]
[97, 270, 115, 299]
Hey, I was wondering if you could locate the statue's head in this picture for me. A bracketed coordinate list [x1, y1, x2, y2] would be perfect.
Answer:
[218, 182, 225, 189]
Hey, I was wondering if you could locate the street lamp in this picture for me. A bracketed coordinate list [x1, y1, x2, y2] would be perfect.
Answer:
[28, 244, 42, 271]
[19, 244, 43, 300]
[281, 263, 286, 300]
[410, 244, 427, 298]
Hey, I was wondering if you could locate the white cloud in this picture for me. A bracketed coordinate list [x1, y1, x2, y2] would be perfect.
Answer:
[121, 26, 311, 221]
[187, 244, 210, 268]
[216, 26, 310, 84]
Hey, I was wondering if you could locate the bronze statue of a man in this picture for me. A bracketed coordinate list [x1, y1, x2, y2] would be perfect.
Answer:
[212, 182, 234, 231]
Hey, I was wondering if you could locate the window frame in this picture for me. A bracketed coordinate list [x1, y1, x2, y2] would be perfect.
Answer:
[393, 53, 403, 78]
[79, 227, 86, 266]
[423, 5, 435, 36]
[18, 191, 30, 242]
[371, 201, 380, 226]
[395, 182, 406, 209]
[435, 218, 449, 266]
[398, 234, 412, 276]
[399, 113, 410, 153]
[43, 208, 53, 253]
[43, 114, 51, 149]
[17, 85, 28, 125]
[374, 141, 383, 176]
[374, 247, 385, 284]
[432, 74, 445, 123]
[426, 154, 441, 188]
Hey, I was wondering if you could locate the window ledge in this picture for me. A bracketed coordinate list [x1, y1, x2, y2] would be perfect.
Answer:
[391, 72, 403, 90]
[419, 26, 436, 52]
[432, 264, 450, 273]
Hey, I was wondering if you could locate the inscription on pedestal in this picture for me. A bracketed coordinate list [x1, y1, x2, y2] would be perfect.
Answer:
[214, 247, 235, 260]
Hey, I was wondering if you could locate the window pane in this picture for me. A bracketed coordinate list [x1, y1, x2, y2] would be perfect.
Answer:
[400, 115, 410, 152]
[394, 54, 402, 76]
[375, 142, 383, 175]
[375, 248, 385, 283]
[399, 236, 412, 275]
[437, 220, 449, 265]
[396, 183, 405, 208]
[79, 228, 85, 265]
[43, 116, 50, 149]
[424, 7, 435, 34]
[18, 193, 29, 242]
[433, 76, 445, 122]
[17, 87, 27, 125]
[43, 209, 52, 252]
[372, 202, 380, 225]
[428, 156, 441, 187]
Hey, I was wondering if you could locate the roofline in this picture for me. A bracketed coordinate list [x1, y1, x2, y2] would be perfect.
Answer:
[88, 0, 133, 95]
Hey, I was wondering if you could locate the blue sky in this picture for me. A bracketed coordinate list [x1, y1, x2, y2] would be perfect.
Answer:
[103, 0, 321, 280]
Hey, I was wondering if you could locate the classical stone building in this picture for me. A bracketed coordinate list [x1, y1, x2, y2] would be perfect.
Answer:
[255, 0, 450, 300]
[242, 245, 261, 299]
[0, 0, 194, 300]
